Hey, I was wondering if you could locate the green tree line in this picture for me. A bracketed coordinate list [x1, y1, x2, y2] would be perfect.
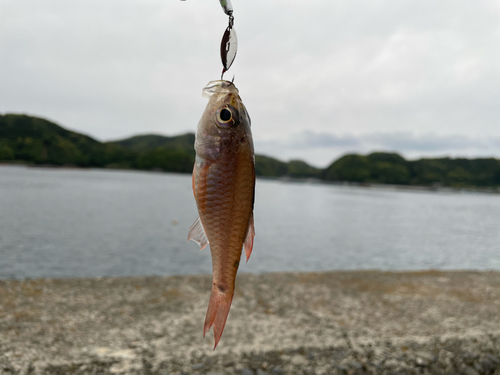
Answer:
[2, 114, 500, 188]
[0, 114, 194, 172]
[322, 152, 500, 188]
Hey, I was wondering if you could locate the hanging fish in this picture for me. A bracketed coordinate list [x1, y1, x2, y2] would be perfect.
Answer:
[188, 80, 255, 349]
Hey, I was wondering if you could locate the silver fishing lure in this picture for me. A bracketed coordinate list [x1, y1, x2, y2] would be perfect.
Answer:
[219, 0, 237, 78]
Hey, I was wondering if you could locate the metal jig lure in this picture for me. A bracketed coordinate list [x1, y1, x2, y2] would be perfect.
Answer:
[181, 0, 238, 79]
[219, 0, 237, 79]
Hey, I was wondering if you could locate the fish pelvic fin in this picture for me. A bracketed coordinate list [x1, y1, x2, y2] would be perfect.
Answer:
[187, 217, 209, 250]
[243, 213, 255, 262]
[203, 284, 234, 350]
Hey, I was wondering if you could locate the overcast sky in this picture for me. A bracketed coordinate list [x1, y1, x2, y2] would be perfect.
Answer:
[1, 0, 499, 167]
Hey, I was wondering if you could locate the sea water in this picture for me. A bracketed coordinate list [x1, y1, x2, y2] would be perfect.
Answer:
[0, 165, 499, 279]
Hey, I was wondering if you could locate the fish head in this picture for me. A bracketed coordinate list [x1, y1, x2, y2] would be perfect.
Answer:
[195, 80, 253, 161]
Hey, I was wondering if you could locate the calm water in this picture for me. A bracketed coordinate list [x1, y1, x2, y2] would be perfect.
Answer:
[0, 165, 499, 279]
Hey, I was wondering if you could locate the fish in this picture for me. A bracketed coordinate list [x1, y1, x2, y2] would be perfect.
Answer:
[188, 80, 255, 349]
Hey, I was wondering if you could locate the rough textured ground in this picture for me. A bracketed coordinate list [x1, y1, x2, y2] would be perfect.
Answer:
[0, 270, 499, 374]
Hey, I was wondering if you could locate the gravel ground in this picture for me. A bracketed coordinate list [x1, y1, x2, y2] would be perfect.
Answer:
[0, 270, 499, 374]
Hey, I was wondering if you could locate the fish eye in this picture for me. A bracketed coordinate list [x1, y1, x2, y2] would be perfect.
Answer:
[219, 108, 231, 122]
[216, 106, 237, 128]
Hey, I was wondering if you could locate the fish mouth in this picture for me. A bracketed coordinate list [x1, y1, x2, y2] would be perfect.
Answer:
[202, 80, 239, 99]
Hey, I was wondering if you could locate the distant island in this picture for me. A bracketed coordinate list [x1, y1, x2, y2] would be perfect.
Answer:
[1, 113, 500, 189]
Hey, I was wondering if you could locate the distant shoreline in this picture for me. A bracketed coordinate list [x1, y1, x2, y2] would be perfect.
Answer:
[3, 113, 500, 189]
[3, 162, 500, 195]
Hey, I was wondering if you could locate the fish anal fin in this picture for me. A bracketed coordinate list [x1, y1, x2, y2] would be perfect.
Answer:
[203, 285, 234, 350]
[187, 217, 209, 250]
[243, 213, 255, 262]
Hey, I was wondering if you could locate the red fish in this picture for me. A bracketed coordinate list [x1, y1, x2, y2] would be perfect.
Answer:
[188, 80, 255, 349]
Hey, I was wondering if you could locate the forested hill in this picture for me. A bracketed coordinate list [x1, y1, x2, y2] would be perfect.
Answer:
[110, 133, 196, 154]
[1, 113, 500, 188]
[322, 152, 500, 188]
[0, 114, 319, 178]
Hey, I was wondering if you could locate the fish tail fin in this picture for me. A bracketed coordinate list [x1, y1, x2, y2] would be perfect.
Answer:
[203, 285, 234, 350]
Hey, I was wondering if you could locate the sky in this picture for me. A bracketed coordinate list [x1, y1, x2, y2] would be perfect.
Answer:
[1, 0, 499, 167]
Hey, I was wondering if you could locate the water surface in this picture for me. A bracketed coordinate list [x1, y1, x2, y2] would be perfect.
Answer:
[0, 165, 499, 279]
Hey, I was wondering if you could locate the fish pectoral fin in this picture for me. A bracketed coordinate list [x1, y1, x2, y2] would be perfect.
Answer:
[187, 217, 209, 250]
[243, 213, 255, 262]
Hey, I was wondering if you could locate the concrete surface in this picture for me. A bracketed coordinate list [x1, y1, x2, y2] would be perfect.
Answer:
[0, 270, 499, 374]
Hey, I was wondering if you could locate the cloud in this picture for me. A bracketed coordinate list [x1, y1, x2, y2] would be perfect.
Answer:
[255, 131, 500, 167]
[287, 131, 360, 149]
[0, 0, 499, 164]
[369, 133, 484, 153]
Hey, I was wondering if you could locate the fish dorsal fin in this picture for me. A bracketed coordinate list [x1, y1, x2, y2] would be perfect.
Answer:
[243, 213, 255, 262]
[188, 217, 209, 250]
